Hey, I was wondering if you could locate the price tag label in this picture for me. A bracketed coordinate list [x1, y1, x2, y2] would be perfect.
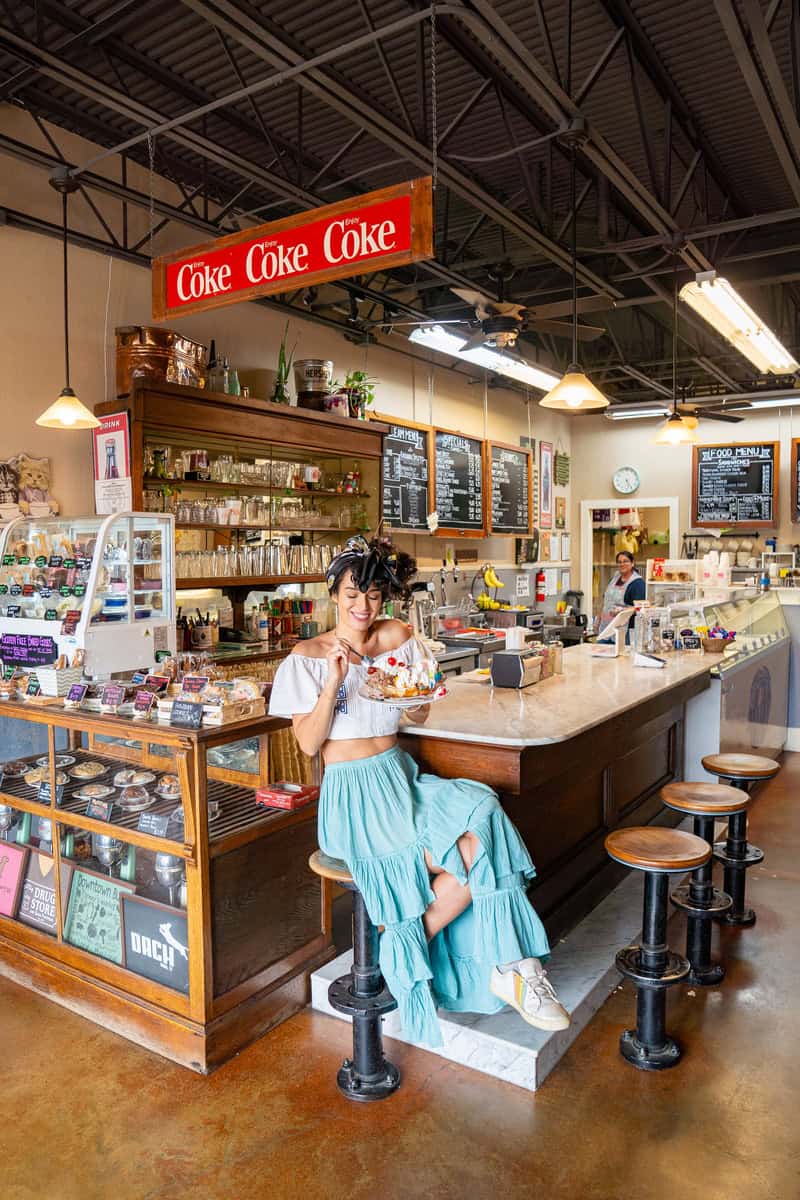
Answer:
[65, 683, 88, 706]
[59, 585, 72, 597]
[144, 674, 170, 692]
[44, 609, 59, 621]
[133, 690, 156, 718]
[9, 584, 21, 596]
[17, 556, 30, 566]
[85, 797, 114, 822]
[34, 555, 47, 568]
[131, 671, 147, 684]
[3, 665, 17, 681]
[181, 675, 209, 694]
[63, 559, 76, 570]
[22, 584, 34, 597]
[77, 556, 92, 571]
[2, 554, 16, 566]
[74, 584, 86, 598]
[38, 780, 65, 805]
[681, 634, 702, 651]
[39, 587, 52, 599]
[137, 811, 171, 837]
[170, 698, 203, 729]
[6, 605, 21, 618]
[48, 555, 63, 568]
[101, 683, 125, 710]
[26, 678, 41, 697]
[0, 585, 6, 595]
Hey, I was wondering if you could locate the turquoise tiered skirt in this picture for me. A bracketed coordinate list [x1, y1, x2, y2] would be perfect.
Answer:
[319, 746, 550, 1047]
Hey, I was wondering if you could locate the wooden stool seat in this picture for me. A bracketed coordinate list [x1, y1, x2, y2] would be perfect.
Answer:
[309, 850, 353, 885]
[605, 827, 711, 873]
[661, 781, 749, 816]
[701, 753, 780, 780]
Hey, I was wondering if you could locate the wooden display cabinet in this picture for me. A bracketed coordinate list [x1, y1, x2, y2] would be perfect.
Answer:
[0, 700, 332, 1072]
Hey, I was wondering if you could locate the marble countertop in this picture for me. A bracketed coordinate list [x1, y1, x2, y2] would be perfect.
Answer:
[401, 643, 713, 747]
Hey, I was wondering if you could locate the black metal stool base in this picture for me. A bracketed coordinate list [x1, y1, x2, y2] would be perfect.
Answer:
[712, 841, 764, 868]
[620, 1028, 682, 1071]
[670, 883, 731, 918]
[615, 946, 690, 988]
[328, 975, 397, 1017]
[688, 961, 726, 986]
[717, 906, 757, 928]
[337, 1057, 401, 1102]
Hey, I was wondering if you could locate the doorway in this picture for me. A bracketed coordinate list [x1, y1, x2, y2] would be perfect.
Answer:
[580, 496, 680, 625]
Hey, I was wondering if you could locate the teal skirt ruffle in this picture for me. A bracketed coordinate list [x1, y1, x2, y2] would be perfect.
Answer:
[319, 746, 550, 1047]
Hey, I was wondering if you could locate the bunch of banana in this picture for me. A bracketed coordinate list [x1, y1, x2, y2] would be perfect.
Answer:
[483, 565, 504, 590]
[476, 591, 501, 610]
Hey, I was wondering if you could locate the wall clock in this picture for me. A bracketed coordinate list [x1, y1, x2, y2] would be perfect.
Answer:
[612, 466, 640, 495]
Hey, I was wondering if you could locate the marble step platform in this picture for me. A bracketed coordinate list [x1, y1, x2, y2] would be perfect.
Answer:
[311, 865, 692, 1092]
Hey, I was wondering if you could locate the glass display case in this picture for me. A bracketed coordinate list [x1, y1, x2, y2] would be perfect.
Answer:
[0, 512, 176, 677]
[0, 700, 329, 1072]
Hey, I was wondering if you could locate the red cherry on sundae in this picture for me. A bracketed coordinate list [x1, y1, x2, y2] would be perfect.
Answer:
[387, 657, 397, 666]
[367, 666, 377, 674]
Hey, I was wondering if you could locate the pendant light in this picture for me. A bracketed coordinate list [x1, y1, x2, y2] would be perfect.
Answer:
[654, 256, 698, 446]
[36, 171, 100, 430]
[540, 136, 608, 411]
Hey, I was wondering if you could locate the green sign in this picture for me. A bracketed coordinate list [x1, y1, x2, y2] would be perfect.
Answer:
[34, 555, 47, 568]
[63, 870, 134, 964]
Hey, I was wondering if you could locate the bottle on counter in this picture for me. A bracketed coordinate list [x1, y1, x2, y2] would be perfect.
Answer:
[227, 362, 241, 396]
[258, 602, 270, 642]
[207, 347, 229, 393]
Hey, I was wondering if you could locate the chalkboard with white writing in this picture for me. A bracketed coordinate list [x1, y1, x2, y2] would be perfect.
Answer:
[692, 443, 778, 527]
[488, 442, 532, 534]
[433, 430, 485, 532]
[382, 421, 430, 530]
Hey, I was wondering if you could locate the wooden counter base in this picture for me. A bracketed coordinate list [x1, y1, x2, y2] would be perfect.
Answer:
[401, 670, 709, 940]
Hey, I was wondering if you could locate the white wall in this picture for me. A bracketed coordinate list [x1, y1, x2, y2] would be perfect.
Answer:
[570, 406, 794, 596]
[0, 106, 573, 569]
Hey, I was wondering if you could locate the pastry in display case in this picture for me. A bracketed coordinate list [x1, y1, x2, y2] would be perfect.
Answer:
[0, 512, 176, 681]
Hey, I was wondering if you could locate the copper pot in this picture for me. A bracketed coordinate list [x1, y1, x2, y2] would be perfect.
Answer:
[116, 325, 208, 396]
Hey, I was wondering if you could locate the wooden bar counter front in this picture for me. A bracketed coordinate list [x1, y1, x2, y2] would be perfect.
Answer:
[0, 701, 332, 1072]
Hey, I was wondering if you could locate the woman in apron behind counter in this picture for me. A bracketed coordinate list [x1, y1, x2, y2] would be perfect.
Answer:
[597, 550, 646, 641]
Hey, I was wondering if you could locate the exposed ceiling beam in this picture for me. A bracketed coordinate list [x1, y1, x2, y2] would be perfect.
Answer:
[714, 0, 800, 204]
[176, 0, 618, 297]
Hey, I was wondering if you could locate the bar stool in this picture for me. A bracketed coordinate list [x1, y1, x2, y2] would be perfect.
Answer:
[660, 782, 747, 984]
[605, 826, 711, 1071]
[309, 850, 401, 1102]
[701, 753, 780, 927]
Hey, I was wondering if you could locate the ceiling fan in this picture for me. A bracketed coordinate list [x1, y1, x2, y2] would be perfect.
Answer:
[676, 398, 744, 424]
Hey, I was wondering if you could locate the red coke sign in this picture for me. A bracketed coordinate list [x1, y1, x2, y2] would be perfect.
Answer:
[153, 177, 432, 321]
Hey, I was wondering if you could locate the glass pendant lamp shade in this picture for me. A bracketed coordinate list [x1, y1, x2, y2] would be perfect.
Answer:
[539, 365, 609, 410]
[36, 386, 100, 429]
[36, 175, 100, 431]
[653, 412, 698, 445]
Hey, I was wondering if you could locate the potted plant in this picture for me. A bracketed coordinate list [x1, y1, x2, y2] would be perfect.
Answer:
[343, 369, 376, 420]
[270, 321, 296, 405]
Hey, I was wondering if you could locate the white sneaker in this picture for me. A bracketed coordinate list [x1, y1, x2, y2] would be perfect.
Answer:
[489, 958, 570, 1031]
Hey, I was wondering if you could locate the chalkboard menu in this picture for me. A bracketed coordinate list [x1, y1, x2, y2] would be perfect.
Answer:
[692, 443, 778, 527]
[382, 421, 430, 530]
[792, 439, 800, 522]
[433, 429, 485, 532]
[488, 442, 531, 534]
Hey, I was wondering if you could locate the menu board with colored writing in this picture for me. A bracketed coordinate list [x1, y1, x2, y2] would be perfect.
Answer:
[792, 439, 800, 522]
[488, 443, 532, 534]
[433, 430, 485, 532]
[692, 443, 778, 527]
[382, 421, 431, 531]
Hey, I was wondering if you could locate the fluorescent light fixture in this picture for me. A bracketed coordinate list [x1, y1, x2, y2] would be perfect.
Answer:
[408, 325, 560, 390]
[539, 366, 609, 410]
[729, 395, 800, 410]
[605, 403, 671, 421]
[680, 271, 799, 374]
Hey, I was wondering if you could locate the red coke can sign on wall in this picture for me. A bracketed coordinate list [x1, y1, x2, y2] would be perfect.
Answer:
[152, 177, 432, 321]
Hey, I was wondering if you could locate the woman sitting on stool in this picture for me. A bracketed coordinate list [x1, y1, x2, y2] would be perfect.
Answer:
[269, 536, 569, 1046]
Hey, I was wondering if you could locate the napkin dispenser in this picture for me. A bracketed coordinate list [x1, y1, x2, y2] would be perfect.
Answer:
[490, 648, 542, 688]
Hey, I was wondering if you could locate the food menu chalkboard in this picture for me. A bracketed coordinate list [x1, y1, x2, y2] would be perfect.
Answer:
[433, 430, 485, 532]
[382, 421, 430, 530]
[692, 443, 778, 527]
[488, 443, 532, 534]
[792, 439, 800, 522]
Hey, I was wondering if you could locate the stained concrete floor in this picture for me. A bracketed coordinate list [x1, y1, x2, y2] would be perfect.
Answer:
[3, 760, 800, 1200]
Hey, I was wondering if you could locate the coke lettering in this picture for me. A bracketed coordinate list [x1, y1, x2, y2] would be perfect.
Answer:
[156, 180, 432, 318]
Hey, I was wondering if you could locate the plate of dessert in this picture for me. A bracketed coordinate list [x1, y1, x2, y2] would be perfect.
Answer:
[113, 768, 155, 787]
[35, 754, 75, 769]
[116, 784, 154, 812]
[1, 760, 30, 778]
[70, 760, 107, 780]
[154, 773, 181, 800]
[358, 658, 447, 708]
[73, 783, 115, 802]
[24, 767, 69, 788]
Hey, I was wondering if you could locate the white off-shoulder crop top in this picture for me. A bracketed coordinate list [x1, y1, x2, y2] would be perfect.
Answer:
[268, 635, 428, 740]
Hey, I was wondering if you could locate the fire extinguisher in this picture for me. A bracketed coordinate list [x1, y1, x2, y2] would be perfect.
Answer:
[536, 571, 546, 604]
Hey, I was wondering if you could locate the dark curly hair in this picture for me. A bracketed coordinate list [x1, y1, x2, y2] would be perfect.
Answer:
[326, 536, 417, 599]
